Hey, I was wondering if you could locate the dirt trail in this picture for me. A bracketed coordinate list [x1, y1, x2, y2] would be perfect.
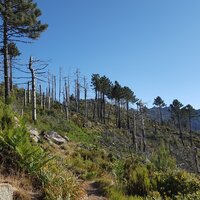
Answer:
[81, 181, 107, 200]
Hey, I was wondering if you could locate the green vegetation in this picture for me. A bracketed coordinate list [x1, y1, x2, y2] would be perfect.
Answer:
[0, 86, 200, 199]
[0, 1, 199, 199]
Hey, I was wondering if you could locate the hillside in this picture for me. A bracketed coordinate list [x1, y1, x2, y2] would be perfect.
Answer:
[148, 107, 200, 131]
[0, 86, 200, 199]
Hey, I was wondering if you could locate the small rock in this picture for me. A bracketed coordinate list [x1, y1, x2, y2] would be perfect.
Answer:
[29, 128, 40, 143]
[0, 183, 13, 200]
[47, 131, 67, 145]
[64, 135, 70, 142]
[84, 121, 93, 128]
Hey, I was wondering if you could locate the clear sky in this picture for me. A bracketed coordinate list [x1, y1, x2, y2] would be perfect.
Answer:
[17, 0, 200, 108]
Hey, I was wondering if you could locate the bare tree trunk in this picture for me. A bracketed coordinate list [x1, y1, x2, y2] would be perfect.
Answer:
[39, 84, 42, 109]
[97, 91, 100, 120]
[93, 90, 97, 120]
[117, 99, 121, 128]
[115, 100, 118, 127]
[9, 56, 13, 92]
[67, 76, 70, 112]
[159, 106, 163, 125]
[59, 67, 62, 102]
[103, 94, 106, 124]
[3, 17, 10, 104]
[53, 76, 56, 101]
[107, 102, 112, 124]
[132, 113, 137, 151]
[84, 76, 88, 119]
[63, 95, 69, 121]
[27, 81, 31, 103]
[24, 89, 27, 107]
[195, 148, 200, 173]
[64, 79, 69, 121]
[138, 102, 146, 152]
[74, 69, 80, 113]
[126, 101, 130, 129]
[189, 111, 193, 146]
[43, 92, 45, 110]
[52, 74, 54, 103]
[178, 114, 184, 146]
[141, 112, 146, 152]
[29, 56, 36, 121]
[74, 79, 78, 112]
[48, 72, 51, 110]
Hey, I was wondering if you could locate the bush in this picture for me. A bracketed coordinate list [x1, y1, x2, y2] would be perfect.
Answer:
[0, 120, 51, 175]
[0, 105, 14, 130]
[157, 170, 200, 199]
[151, 144, 176, 171]
[40, 160, 81, 200]
[126, 164, 151, 196]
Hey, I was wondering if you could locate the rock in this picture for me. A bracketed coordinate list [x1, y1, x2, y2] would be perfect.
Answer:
[13, 116, 20, 128]
[64, 135, 70, 142]
[0, 184, 13, 200]
[29, 128, 40, 143]
[85, 121, 93, 128]
[46, 131, 67, 145]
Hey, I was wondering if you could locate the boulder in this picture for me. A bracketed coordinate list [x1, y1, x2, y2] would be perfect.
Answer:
[46, 131, 67, 145]
[0, 184, 13, 200]
[29, 128, 40, 143]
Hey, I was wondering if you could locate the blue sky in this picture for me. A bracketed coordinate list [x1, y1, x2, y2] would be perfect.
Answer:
[17, 0, 200, 108]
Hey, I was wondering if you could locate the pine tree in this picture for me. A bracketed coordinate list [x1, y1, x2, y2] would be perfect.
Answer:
[153, 96, 166, 125]
[122, 86, 137, 129]
[0, 0, 48, 104]
[0, 42, 21, 92]
[170, 99, 184, 144]
[99, 75, 112, 123]
[91, 74, 100, 120]
[182, 104, 196, 146]
[8, 43, 20, 91]
[111, 81, 123, 128]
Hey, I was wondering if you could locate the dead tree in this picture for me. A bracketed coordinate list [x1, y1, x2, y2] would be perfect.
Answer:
[28, 56, 36, 121]
[24, 88, 27, 107]
[75, 69, 80, 112]
[137, 100, 146, 153]
[195, 148, 200, 173]
[27, 81, 31, 103]
[54, 75, 56, 101]
[26, 57, 48, 121]
[48, 71, 51, 110]
[83, 76, 88, 119]
[52, 74, 54, 103]
[42, 92, 45, 110]
[131, 113, 137, 152]
[39, 84, 42, 108]
[64, 80, 69, 121]
[59, 67, 62, 102]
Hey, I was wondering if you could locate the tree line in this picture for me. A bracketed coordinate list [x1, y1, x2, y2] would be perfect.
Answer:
[0, 1, 199, 159]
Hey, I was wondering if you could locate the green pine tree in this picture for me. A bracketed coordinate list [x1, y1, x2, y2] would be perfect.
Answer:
[0, 0, 48, 104]
[153, 96, 166, 125]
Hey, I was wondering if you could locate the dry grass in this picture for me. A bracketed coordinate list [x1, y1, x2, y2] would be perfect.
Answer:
[0, 173, 41, 200]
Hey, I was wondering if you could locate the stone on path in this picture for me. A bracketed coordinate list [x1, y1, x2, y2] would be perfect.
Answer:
[0, 184, 13, 200]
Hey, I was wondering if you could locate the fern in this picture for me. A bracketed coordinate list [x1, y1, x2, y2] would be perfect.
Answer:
[0, 125, 52, 174]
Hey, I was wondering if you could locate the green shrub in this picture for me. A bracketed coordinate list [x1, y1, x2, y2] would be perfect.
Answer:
[151, 144, 176, 171]
[126, 164, 151, 196]
[0, 105, 14, 130]
[157, 170, 200, 199]
[40, 160, 80, 200]
[113, 159, 125, 180]
[0, 124, 51, 174]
